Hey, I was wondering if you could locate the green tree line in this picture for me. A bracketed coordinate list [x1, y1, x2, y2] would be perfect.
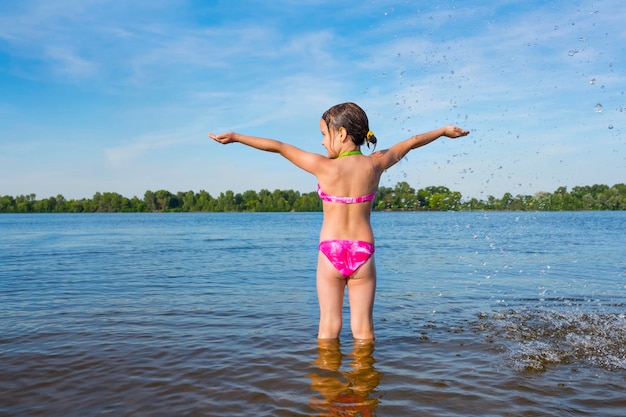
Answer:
[1, 183, 625, 213]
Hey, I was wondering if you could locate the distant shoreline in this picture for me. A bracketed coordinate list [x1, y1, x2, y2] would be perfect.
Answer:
[1, 182, 624, 213]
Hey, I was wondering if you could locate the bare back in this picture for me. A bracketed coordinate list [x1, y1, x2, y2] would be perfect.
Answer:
[317, 154, 382, 243]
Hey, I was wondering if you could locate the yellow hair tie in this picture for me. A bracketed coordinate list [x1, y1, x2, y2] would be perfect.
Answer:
[366, 130, 374, 140]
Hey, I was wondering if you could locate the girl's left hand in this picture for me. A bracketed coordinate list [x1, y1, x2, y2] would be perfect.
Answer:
[209, 132, 238, 144]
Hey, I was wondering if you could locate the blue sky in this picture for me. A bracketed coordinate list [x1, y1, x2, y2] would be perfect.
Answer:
[1, 0, 624, 200]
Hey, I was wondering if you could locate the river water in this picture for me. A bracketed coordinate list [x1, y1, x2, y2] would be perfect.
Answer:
[1, 212, 625, 416]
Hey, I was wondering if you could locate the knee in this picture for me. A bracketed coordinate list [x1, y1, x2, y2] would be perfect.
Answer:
[351, 322, 374, 341]
[318, 317, 342, 340]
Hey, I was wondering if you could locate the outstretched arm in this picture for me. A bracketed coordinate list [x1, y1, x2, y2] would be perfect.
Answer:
[210, 131, 286, 152]
[209, 131, 326, 175]
[373, 126, 469, 171]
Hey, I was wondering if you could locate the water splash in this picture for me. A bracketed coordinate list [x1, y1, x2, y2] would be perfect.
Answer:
[475, 309, 626, 372]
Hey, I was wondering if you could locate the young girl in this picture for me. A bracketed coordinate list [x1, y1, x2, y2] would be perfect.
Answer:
[210, 102, 469, 341]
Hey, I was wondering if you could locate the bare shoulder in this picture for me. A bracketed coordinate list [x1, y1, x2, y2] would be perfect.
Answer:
[368, 148, 403, 172]
[286, 147, 334, 176]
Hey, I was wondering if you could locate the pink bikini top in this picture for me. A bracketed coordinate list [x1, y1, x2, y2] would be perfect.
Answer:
[317, 184, 377, 204]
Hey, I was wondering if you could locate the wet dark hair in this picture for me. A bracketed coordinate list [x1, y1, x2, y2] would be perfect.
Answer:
[321, 102, 377, 149]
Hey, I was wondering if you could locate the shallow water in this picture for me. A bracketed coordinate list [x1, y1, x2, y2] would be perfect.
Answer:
[1, 212, 625, 416]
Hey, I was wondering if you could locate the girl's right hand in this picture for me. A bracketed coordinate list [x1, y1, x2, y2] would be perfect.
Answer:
[443, 126, 470, 138]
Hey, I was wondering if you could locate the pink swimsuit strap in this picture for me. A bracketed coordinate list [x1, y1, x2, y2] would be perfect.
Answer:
[317, 184, 377, 204]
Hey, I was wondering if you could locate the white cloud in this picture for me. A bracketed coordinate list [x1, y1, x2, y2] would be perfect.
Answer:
[104, 130, 201, 166]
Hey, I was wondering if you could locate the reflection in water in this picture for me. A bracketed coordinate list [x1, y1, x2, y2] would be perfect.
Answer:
[309, 339, 381, 416]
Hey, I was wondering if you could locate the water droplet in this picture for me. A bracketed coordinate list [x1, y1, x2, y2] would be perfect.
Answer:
[579, 37, 586, 42]
[595, 103, 603, 113]
[568, 49, 579, 56]
[608, 125, 614, 129]
[589, 78, 596, 85]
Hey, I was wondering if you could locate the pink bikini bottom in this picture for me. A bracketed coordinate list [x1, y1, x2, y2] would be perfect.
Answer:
[318, 240, 375, 277]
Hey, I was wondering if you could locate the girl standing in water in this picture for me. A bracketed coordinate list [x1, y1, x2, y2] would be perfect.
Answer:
[210, 102, 469, 341]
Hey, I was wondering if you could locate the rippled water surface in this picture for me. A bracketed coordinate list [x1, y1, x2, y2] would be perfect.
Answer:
[1, 212, 625, 416]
